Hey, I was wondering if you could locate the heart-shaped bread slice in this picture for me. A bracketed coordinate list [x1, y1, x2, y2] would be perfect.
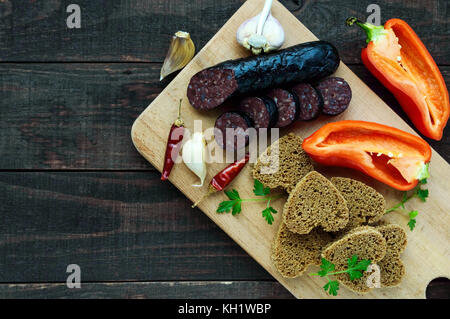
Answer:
[272, 221, 332, 278]
[283, 171, 349, 234]
[252, 133, 314, 193]
[331, 177, 386, 232]
[321, 226, 387, 294]
[376, 224, 407, 287]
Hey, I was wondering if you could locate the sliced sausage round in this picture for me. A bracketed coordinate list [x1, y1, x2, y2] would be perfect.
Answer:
[290, 83, 323, 121]
[187, 69, 238, 111]
[267, 88, 298, 128]
[315, 77, 352, 116]
[238, 96, 278, 129]
[214, 111, 252, 150]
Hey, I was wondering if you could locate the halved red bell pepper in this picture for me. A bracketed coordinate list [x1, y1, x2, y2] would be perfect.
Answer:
[302, 121, 432, 191]
[347, 17, 449, 140]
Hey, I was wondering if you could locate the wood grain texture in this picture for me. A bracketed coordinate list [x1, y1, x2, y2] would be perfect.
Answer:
[0, 170, 447, 298]
[0, 0, 449, 299]
[0, 63, 159, 169]
[0, 63, 448, 170]
[0, 279, 447, 299]
[0, 281, 294, 299]
[0, 171, 272, 282]
[0, 0, 448, 64]
[132, 0, 450, 298]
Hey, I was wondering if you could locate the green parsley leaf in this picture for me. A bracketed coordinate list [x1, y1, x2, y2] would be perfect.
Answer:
[409, 210, 418, 219]
[216, 183, 282, 224]
[216, 200, 235, 213]
[323, 280, 339, 296]
[346, 255, 371, 280]
[217, 189, 242, 214]
[317, 258, 335, 277]
[262, 206, 277, 225]
[386, 181, 429, 231]
[352, 259, 371, 271]
[347, 255, 358, 268]
[416, 189, 429, 202]
[253, 179, 270, 197]
[311, 255, 371, 296]
[407, 218, 417, 231]
[348, 269, 364, 280]
[217, 199, 242, 215]
[225, 189, 241, 200]
[232, 201, 242, 215]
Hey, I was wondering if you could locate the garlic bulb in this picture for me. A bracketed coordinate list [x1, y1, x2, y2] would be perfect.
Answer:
[160, 31, 195, 81]
[182, 132, 207, 187]
[236, 0, 285, 55]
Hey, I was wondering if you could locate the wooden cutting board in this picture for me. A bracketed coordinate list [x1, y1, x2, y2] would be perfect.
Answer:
[131, 0, 450, 298]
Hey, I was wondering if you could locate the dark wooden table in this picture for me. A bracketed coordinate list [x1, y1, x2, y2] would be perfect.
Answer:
[0, 0, 448, 299]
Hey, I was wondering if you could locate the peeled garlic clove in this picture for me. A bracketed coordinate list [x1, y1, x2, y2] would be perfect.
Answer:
[160, 31, 195, 81]
[182, 132, 207, 187]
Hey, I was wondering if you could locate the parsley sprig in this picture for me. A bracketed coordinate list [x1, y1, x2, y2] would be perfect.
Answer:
[385, 178, 428, 231]
[310, 255, 371, 296]
[216, 180, 282, 224]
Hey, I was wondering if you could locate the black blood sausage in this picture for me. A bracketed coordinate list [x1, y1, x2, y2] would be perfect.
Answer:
[315, 77, 352, 115]
[238, 96, 277, 129]
[267, 88, 298, 127]
[187, 41, 340, 111]
[290, 83, 323, 121]
[214, 111, 252, 150]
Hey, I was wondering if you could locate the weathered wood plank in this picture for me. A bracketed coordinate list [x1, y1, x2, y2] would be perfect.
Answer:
[1, 171, 448, 294]
[0, 63, 448, 170]
[0, 171, 272, 282]
[0, 63, 160, 169]
[0, 279, 446, 298]
[0, 281, 294, 299]
[0, 0, 448, 64]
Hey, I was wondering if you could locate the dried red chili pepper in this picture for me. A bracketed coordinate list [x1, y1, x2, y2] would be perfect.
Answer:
[161, 99, 185, 181]
[192, 153, 250, 208]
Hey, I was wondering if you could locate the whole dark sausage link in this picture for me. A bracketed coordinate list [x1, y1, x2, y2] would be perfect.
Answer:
[187, 41, 340, 111]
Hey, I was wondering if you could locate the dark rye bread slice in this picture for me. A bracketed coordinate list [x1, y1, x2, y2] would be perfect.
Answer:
[331, 177, 386, 231]
[272, 222, 332, 278]
[252, 133, 314, 193]
[321, 226, 387, 294]
[283, 171, 349, 234]
[376, 224, 407, 287]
